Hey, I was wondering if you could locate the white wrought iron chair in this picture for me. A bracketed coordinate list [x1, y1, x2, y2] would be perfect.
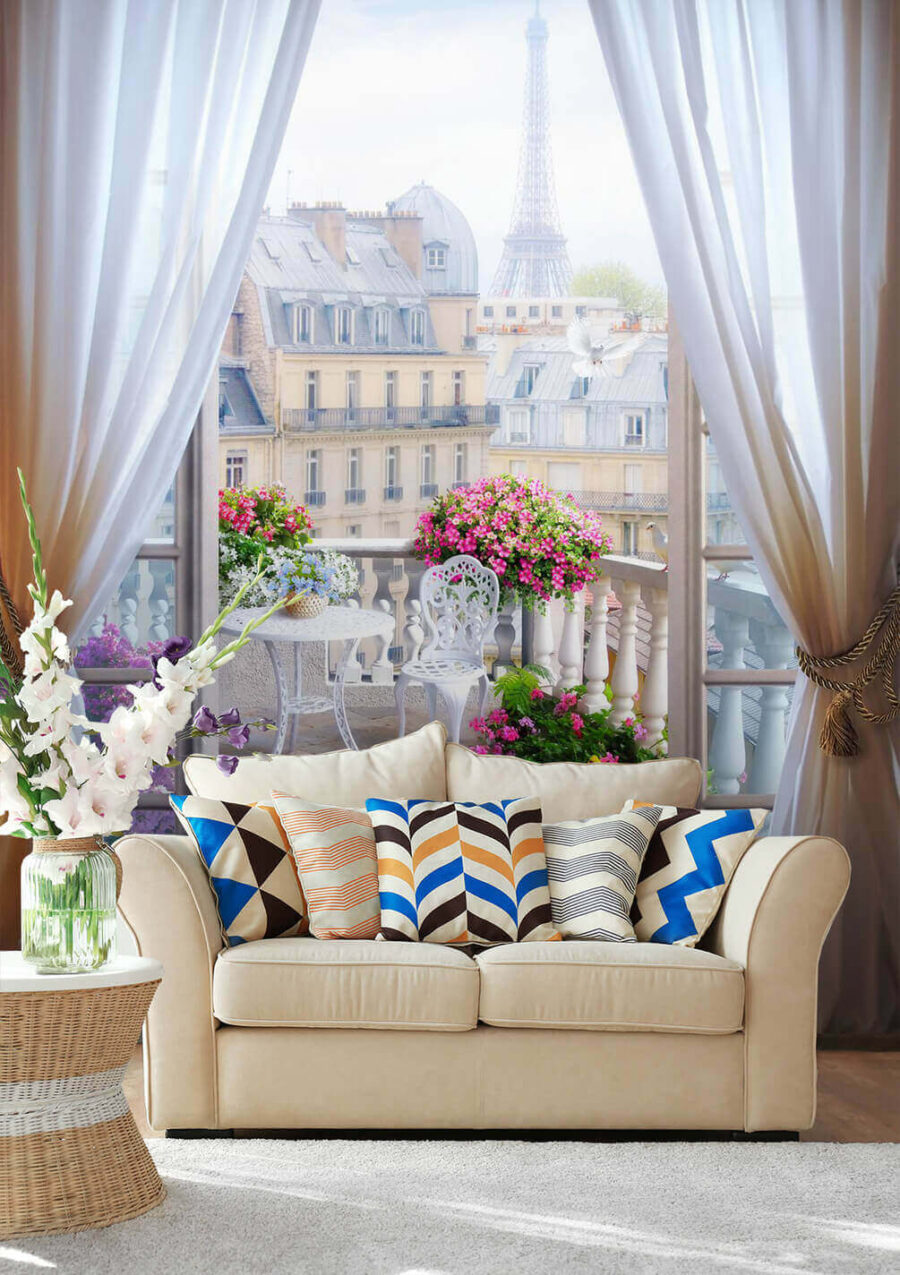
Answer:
[395, 554, 500, 744]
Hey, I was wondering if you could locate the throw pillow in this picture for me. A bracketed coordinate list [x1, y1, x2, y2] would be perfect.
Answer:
[625, 801, 768, 946]
[542, 805, 663, 941]
[170, 795, 307, 946]
[271, 793, 380, 940]
[366, 797, 559, 946]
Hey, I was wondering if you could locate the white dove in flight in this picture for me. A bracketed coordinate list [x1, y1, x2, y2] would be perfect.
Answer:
[645, 522, 669, 569]
[566, 317, 605, 379]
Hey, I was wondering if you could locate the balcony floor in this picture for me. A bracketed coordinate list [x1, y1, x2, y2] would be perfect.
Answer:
[246, 701, 479, 755]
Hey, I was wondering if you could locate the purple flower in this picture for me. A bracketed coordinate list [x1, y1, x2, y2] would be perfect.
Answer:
[215, 755, 239, 776]
[151, 634, 192, 688]
[519, 715, 535, 731]
[218, 706, 242, 727]
[192, 706, 219, 735]
[227, 725, 250, 750]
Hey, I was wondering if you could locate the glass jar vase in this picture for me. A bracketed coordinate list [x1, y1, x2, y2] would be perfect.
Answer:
[20, 837, 119, 973]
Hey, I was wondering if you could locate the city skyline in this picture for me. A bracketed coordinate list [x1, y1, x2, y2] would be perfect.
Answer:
[267, 0, 663, 296]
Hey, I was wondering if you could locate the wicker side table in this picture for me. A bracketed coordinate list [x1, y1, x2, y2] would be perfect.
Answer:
[0, 952, 165, 1238]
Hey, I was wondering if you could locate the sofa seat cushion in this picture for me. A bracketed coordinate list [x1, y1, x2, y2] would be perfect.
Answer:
[213, 937, 479, 1031]
[475, 941, 744, 1034]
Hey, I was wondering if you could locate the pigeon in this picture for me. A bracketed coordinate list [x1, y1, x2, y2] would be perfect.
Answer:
[645, 522, 669, 568]
[566, 317, 605, 378]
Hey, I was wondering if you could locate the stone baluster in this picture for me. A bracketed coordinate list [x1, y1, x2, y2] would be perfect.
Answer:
[118, 570, 140, 645]
[609, 579, 641, 725]
[556, 593, 585, 690]
[87, 615, 105, 639]
[369, 558, 396, 684]
[747, 616, 793, 793]
[641, 586, 668, 750]
[709, 608, 750, 795]
[148, 563, 172, 643]
[402, 561, 427, 663]
[581, 574, 611, 713]
[342, 597, 363, 683]
[531, 602, 556, 686]
[492, 598, 517, 678]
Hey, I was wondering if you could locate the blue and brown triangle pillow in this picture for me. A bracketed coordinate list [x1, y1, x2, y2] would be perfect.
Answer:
[624, 801, 767, 947]
[170, 795, 308, 945]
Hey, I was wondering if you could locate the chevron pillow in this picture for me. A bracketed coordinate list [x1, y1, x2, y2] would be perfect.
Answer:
[542, 805, 663, 941]
[170, 795, 308, 946]
[626, 802, 768, 946]
[366, 797, 559, 946]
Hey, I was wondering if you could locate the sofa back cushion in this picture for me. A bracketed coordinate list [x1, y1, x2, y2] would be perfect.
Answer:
[184, 722, 447, 805]
[445, 746, 702, 822]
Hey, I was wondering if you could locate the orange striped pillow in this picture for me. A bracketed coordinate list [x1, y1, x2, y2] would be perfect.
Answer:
[271, 792, 380, 940]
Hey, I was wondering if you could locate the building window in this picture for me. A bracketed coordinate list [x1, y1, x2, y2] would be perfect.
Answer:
[551, 305, 563, 318]
[622, 520, 638, 555]
[410, 309, 425, 346]
[305, 448, 322, 501]
[420, 444, 436, 497]
[384, 370, 396, 410]
[509, 459, 527, 476]
[384, 445, 401, 498]
[374, 308, 389, 346]
[506, 305, 516, 318]
[483, 305, 494, 318]
[548, 461, 582, 493]
[225, 450, 247, 488]
[575, 304, 586, 317]
[346, 370, 359, 413]
[426, 246, 446, 269]
[305, 371, 318, 413]
[384, 518, 400, 537]
[624, 413, 645, 446]
[528, 305, 539, 318]
[420, 371, 432, 410]
[453, 442, 466, 485]
[523, 364, 541, 394]
[335, 306, 353, 345]
[346, 523, 362, 538]
[452, 370, 465, 406]
[346, 447, 361, 490]
[507, 408, 530, 444]
[624, 463, 642, 494]
[291, 304, 312, 344]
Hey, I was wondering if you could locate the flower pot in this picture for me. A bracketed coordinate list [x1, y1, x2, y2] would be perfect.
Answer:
[284, 591, 327, 619]
[20, 837, 120, 973]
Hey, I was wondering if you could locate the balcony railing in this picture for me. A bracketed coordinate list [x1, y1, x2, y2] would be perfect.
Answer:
[305, 490, 326, 507]
[282, 405, 500, 432]
[571, 491, 734, 514]
[624, 433, 645, 447]
[383, 485, 403, 501]
[419, 483, 438, 498]
[345, 488, 366, 504]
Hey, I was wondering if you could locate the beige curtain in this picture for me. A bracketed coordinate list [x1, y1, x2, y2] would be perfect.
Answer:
[590, 0, 899, 1031]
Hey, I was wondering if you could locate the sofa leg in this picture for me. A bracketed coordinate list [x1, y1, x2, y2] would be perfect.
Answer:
[165, 1128, 235, 1139]
[731, 1131, 800, 1142]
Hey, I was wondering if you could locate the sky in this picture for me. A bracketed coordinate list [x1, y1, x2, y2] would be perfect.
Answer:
[268, 0, 663, 294]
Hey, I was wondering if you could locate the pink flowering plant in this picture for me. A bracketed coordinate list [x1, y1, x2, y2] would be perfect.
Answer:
[469, 667, 659, 765]
[219, 484, 312, 565]
[413, 475, 612, 607]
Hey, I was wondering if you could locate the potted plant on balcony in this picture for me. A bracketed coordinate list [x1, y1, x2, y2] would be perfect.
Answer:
[413, 474, 612, 608]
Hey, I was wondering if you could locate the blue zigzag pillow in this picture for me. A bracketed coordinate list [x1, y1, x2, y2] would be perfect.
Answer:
[625, 803, 767, 946]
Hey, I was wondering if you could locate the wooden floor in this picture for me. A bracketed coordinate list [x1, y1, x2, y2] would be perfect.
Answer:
[125, 1047, 900, 1143]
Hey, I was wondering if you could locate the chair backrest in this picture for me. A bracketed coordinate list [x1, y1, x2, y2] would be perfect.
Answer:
[419, 555, 500, 663]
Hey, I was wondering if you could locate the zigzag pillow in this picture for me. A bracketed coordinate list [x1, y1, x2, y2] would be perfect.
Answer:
[542, 806, 663, 941]
[170, 795, 307, 946]
[271, 792, 381, 940]
[366, 797, 559, 946]
[626, 802, 768, 946]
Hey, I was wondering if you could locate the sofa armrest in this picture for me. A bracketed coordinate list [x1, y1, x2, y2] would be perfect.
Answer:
[117, 833, 224, 1131]
[704, 835, 850, 1131]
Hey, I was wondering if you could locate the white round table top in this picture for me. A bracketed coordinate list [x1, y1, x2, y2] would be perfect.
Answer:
[221, 604, 395, 644]
[0, 952, 163, 994]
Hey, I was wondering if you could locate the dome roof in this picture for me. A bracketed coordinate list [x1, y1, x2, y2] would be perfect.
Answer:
[391, 182, 478, 295]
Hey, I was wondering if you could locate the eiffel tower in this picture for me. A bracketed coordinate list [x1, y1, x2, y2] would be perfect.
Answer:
[490, 1, 572, 298]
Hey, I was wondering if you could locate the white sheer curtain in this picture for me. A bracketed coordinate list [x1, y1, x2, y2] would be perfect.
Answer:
[589, 0, 899, 1031]
[0, 0, 321, 642]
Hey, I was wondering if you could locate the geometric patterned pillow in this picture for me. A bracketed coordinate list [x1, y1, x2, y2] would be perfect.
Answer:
[270, 792, 381, 940]
[170, 795, 308, 946]
[543, 805, 663, 941]
[625, 802, 767, 946]
[366, 797, 559, 946]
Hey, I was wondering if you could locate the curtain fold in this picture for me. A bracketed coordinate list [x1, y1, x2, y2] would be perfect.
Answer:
[589, 0, 899, 1031]
[0, 0, 321, 643]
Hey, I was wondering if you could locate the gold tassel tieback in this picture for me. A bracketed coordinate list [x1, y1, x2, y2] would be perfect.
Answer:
[797, 582, 900, 757]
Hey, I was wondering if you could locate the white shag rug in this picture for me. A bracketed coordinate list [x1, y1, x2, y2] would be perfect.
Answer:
[2, 1139, 898, 1274]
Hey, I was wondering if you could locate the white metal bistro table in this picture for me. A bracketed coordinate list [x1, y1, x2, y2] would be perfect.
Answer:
[0, 953, 165, 1238]
[221, 605, 396, 752]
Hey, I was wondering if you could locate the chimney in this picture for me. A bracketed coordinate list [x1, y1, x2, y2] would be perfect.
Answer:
[349, 206, 423, 278]
[291, 201, 347, 265]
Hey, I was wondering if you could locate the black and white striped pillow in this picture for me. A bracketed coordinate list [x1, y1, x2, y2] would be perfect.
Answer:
[543, 806, 663, 941]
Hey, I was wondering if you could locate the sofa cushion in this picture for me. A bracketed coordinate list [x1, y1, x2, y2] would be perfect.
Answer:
[475, 941, 744, 1033]
[213, 936, 479, 1031]
[445, 746, 702, 822]
[184, 722, 447, 804]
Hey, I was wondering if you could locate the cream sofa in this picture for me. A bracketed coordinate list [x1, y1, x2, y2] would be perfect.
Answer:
[117, 725, 850, 1136]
